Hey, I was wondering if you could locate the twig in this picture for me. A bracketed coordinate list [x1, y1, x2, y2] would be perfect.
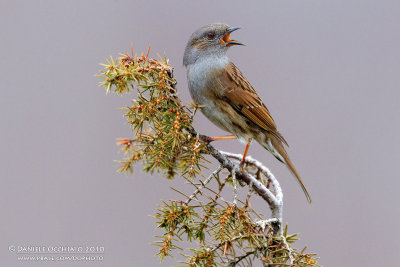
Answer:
[229, 250, 257, 266]
[256, 218, 279, 232]
[185, 165, 223, 205]
[232, 166, 239, 206]
[209, 235, 245, 253]
[281, 235, 295, 265]
[222, 152, 283, 204]
[201, 141, 283, 235]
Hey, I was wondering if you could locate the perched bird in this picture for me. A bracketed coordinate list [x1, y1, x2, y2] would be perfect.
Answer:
[183, 23, 312, 203]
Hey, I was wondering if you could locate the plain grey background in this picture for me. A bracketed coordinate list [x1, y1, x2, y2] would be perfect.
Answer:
[1, 1, 399, 266]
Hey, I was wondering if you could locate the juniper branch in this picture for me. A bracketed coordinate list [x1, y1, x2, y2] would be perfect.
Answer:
[186, 165, 223, 205]
[98, 49, 319, 266]
[202, 142, 283, 235]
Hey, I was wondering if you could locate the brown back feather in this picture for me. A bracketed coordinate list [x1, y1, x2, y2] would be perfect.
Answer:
[219, 62, 288, 146]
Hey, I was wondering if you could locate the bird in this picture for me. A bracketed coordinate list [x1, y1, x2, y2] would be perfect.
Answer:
[183, 23, 312, 203]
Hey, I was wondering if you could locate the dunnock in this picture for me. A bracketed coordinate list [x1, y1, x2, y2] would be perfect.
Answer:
[183, 23, 311, 203]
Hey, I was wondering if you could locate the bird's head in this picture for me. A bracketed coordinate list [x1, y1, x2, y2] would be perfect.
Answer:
[183, 23, 243, 67]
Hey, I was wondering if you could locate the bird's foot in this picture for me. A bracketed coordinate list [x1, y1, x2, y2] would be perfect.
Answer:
[239, 160, 245, 172]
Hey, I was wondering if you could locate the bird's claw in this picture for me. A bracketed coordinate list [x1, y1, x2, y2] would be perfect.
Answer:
[239, 160, 245, 172]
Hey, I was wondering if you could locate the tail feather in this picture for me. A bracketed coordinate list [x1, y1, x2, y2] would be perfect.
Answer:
[265, 137, 312, 203]
[284, 156, 312, 203]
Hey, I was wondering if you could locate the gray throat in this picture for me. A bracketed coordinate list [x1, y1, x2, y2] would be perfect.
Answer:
[183, 46, 228, 67]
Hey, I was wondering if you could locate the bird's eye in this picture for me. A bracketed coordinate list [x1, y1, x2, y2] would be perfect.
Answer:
[207, 32, 216, 39]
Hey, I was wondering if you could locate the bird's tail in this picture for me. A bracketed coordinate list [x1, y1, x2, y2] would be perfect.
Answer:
[284, 155, 312, 203]
[263, 138, 312, 203]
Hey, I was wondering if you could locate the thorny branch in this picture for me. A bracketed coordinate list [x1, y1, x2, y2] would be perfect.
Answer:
[185, 165, 223, 205]
[203, 143, 283, 235]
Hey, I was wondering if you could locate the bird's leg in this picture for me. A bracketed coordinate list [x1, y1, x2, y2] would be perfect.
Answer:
[209, 135, 237, 141]
[200, 135, 237, 143]
[239, 139, 252, 170]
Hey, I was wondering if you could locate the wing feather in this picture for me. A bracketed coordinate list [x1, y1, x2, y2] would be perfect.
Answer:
[219, 62, 288, 146]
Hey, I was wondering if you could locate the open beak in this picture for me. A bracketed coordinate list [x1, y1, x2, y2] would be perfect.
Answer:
[221, 27, 244, 46]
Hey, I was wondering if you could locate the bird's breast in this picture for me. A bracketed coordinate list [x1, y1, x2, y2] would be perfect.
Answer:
[186, 55, 229, 102]
[185, 57, 255, 142]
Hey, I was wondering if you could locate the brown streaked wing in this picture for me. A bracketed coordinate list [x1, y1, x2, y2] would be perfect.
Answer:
[219, 62, 288, 146]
